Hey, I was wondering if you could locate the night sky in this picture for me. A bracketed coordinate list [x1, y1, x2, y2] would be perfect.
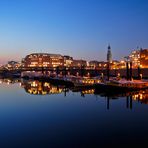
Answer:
[0, 0, 148, 64]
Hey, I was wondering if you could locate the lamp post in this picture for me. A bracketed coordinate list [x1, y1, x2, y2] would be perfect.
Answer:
[107, 62, 110, 81]
[124, 56, 130, 80]
[138, 64, 141, 80]
[130, 61, 133, 81]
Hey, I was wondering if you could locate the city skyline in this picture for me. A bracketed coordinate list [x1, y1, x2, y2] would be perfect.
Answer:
[0, 0, 148, 64]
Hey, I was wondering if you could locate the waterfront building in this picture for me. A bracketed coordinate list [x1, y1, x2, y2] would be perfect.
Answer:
[72, 59, 87, 68]
[128, 48, 148, 68]
[140, 49, 148, 68]
[5, 61, 21, 70]
[110, 60, 120, 69]
[129, 50, 140, 68]
[64, 55, 73, 67]
[23, 53, 64, 68]
[99, 61, 108, 69]
[89, 61, 99, 69]
[107, 44, 112, 63]
[88, 61, 109, 69]
[118, 60, 126, 69]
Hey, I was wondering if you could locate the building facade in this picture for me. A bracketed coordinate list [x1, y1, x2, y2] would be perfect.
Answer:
[64, 55, 73, 67]
[129, 50, 140, 68]
[89, 61, 99, 69]
[23, 53, 64, 68]
[128, 48, 148, 68]
[140, 49, 148, 68]
[4, 61, 21, 70]
[72, 60, 87, 68]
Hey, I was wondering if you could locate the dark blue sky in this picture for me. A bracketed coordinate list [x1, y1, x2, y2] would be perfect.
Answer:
[0, 0, 148, 63]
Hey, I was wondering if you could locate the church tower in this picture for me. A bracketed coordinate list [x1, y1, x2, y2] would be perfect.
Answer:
[107, 44, 112, 63]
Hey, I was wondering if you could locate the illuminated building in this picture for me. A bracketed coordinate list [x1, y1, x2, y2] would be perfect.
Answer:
[128, 49, 148, 68]
[23, 53, 64, 68]
[140, 49, 148, 68]
[64, 55, 73, 67]
[89, 61, 99, 69]
[110, 60, 120, 69]
[129, 50, 140, 68]
[98, 61, 108, 69]
[88, 61, 109, 69]
[72, 59, 87, 68]
[117, 60, 126, 69]
[4, 61, 21, 70]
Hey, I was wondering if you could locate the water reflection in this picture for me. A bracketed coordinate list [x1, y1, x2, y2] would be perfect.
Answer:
[1, 78, 148, 147]
[0, 78, 21, 85]
[0, 78, 148, 106]
[132, 90, 148, 104]
[21, 80, 67, 95]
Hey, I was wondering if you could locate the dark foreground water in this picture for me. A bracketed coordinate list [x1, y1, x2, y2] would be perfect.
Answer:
[0, 79, 148, 148]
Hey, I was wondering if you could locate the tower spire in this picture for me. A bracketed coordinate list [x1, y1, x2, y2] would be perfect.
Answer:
[107, 44, 112, 63]
[108, 44, 111, 50]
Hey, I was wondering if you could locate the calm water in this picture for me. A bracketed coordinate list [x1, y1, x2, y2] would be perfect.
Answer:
[0, 79, 148, 148]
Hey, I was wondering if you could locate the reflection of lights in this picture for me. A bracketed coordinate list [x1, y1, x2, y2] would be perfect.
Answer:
[140, 94, 143, 100]
[31, 81, 38, 87]
[82, 89, 95, 94]
[120, 60, 125, 63]
[140, 74, 143, 79]
[44, 82, 50, 87]
[133, 95, 137, 100]
[42, 91, 47, 95]
[82, 79, 94, 84]
[101, 73, 104, 77]
[132, 90, 148, 104]
[117, 73, 120, 77]
[25, 81, 64, 95]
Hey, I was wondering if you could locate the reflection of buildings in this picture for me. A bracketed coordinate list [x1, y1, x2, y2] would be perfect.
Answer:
[81, 89, 95, 95]
[21, 80, 65, 95]
[132, 90, 148, 104]
[94, 89, 148, 109]
[22, 53, 64, 68]
[0, 78, 21, 85]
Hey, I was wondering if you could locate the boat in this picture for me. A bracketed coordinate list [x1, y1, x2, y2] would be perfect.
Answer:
[94, 79, 148, 93]
[72, 77, 100, 88]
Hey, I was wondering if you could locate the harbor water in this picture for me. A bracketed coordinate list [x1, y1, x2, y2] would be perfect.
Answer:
[0, 79, 148, 148]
